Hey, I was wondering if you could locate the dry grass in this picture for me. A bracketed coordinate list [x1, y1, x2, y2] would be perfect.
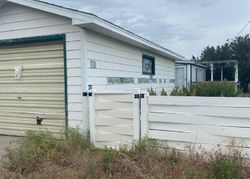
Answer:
[1, 131, 250, 179]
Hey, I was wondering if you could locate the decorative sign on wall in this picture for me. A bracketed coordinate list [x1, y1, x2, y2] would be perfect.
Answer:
[138, 78, 157, 84]
[142, 54, 155, 75]
[170, 79, 176, 83]
[107, 77, 134, 84]
[15, 66, 22, 79]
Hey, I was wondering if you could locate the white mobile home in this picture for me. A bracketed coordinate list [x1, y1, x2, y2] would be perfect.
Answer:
[0, 0, 183, 136]
[176, 60, 206, 88]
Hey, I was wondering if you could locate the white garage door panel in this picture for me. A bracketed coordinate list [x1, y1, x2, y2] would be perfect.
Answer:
[0, 40, 66, 136]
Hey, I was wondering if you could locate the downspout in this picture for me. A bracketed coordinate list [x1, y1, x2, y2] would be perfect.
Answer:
[190, 64, 193, 86]
[186, 64, 188, 88]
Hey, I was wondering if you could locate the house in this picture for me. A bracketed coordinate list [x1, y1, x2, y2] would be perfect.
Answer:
[175, 60, 206, 88]
[0, 0, 183, 136]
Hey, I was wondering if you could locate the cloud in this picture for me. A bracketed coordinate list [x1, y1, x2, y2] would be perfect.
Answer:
[41, 0, 250, 59]
[175, 0, 220, 7]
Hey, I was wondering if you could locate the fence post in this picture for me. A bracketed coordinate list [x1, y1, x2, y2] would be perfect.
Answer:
[88, 92, 96, 146]
[133, 92, 140, 140]
[133, 91, 149, 141]
[141, 93, 149, 138]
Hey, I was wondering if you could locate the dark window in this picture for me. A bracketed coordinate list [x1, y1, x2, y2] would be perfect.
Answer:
[142, 54, 155, 75]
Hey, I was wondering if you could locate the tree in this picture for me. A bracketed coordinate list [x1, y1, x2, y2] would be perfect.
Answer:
[196, 34, 250, 91]
[191, 55, 199, 62]
[231, 35, 250, 91]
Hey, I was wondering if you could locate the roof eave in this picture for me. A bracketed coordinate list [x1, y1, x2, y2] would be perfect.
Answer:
[6, 0, 184, 60]
[176, 61, 206, 68]
[73, 20, 184, 60]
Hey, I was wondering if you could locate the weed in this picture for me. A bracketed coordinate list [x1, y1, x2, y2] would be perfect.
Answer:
[65, 128, 91, 150]
[148, 87, 157, 96]
[3, 131, 58, 173]
[87, 158, 94, 177]
[160, 88, 168, 96]
[170, 87, 190, 96]
[1, 131, 249, 179]
[186, 166, 205, 179]
[3, 129, 90, 174]
[209, 150, 242, 179]
[167, 149, 179, 166]
[101, 149, 118, 176]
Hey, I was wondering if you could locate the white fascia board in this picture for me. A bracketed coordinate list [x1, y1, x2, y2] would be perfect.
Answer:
[7, 0, 93, 20]
[74, 18, 184, 60]
[7, 0, 184, 60]
[176, 61, 206, 68]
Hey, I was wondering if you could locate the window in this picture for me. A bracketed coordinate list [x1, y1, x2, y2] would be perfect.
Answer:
[142, 54, 155, 75]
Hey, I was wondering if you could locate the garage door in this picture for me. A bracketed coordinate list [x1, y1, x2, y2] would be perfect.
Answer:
[0, 39, 66, 136]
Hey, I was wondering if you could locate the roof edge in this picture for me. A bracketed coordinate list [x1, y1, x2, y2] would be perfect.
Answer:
[6, 0, 184, 60]
[176, 60, 206, 68]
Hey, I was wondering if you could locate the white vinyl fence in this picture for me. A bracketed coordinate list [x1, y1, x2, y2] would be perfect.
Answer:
[89, 92, 250, 155]
[89, 92, 135, 148]
[144, 96, 250, 154]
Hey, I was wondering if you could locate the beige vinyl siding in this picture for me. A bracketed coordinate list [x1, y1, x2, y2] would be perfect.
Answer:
[0, 3, 86, 130]
[0, 41, 65, 136]
[86, 30, 175, 93]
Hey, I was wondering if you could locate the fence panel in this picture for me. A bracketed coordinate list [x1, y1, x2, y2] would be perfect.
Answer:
[144, 96, 250, 154]
[89, 92, 250, 155]
[89, 92, 136, 148]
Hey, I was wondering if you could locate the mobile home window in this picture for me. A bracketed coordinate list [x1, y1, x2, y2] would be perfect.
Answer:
[142, 54, 155, 75]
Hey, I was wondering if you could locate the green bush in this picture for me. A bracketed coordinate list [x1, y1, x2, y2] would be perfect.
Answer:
[170, 82, 247, 97]
[248, 83, 250, 93]
[190, 81, 236, 97]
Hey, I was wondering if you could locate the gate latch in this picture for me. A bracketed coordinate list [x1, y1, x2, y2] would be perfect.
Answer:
[83, 92, 93, 97]
[134, 93, 145, 99]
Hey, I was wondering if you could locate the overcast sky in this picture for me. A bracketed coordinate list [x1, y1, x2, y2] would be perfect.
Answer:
[42, 0, 250, 59]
